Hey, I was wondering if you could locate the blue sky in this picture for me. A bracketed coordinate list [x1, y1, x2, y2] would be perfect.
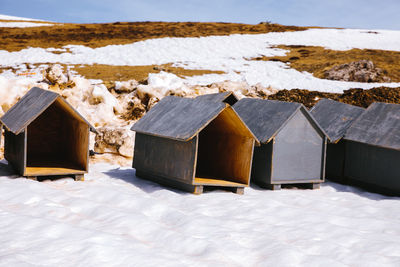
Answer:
[1, 0, 400, 30]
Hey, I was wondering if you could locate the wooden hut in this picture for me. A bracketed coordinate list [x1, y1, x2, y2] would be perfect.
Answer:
[311, 99, 364, 182]
[131, 96, 259, 194]
[0, 87, 96, 181]
[344, 102, 400, 195]
[195, 91, 238, 105]
[234, 98, 327, 190]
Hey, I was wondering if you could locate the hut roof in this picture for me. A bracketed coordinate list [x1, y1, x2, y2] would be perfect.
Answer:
[195, 92, 238, 105]
[131, 96, 258, 142]
[311, 98, 364, 143]
[345, 102, 400, 150]
[0, 87, 96, 135]
[234, 98, 326, 144]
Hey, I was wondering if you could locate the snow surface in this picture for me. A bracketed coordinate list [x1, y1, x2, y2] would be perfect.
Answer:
[0, 22, 54, 28]
[0, 162, 399, 266]
[0, 14, 44, 21]
[1, 28, 400, 92]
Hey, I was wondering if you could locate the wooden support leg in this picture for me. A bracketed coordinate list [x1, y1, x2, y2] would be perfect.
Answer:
[27, 176, 37, 181]
[74, 174, 84, 181]
[233, 187, 245, 195]
[269, 184, 281, 191]
[193, 185, 203, 195]
[309, 183, 320, 190]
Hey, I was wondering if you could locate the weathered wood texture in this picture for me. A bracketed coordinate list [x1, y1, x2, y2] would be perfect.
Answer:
[4, 129, 26, 175]
[344, 141, 400, 195]
[133, 133, 197, 184]
[132, 96, 226, 141]
[251, 142, 273, 186]
[234, 98, 326, 189]
[195, 92, 238, 105]
[311, 98, 364, 143]
[132, 99, 257, 193]
[234, 98, 301, 143]
[272, 109, 325, 182]
[1, 87, 94, 178]
[1, 87, 58, 135]
[0, 87, 96, 134]
[345, 102, 400, 150]
[325, 141, 347, 182]
[26, 99, 89, 175]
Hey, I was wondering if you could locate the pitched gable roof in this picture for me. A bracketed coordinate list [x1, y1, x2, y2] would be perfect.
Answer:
[196, 92, 238, 105]
[234, 98, 326, 144]
[311, 99, 364, 143]
[344, 102, 400, 150]
[131, 96, 226, 141]
[0, 87, 96, 134]
[131, 95, 258, 143]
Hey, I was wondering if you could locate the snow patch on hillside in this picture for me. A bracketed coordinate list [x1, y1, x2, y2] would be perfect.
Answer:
[1, 28, 399, 91]
[0, 22, 54, 28]
[0, 162, 399, 266]
[0, 14, 44, 21]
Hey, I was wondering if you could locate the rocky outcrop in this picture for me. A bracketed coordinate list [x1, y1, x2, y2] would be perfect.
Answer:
[94, 127, 134, 158]
[324, 60, 391, 83]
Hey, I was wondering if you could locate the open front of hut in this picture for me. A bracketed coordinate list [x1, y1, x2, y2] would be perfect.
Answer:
[131, 96, 258, 194]
[234, 98, 327, 190]
[1, 87, 96, 180]
[344, 102, 400, 195]
[311, 99, 364, 182]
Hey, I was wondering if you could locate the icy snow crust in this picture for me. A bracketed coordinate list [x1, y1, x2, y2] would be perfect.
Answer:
[0, 163, 399, 266]
[1, 28, 400, 92]
[0, 22, 54, 28]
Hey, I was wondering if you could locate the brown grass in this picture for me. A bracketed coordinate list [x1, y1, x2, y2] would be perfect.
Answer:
[73, 64, 225, 84]
[0, 63, 225, 86]
[253, 45, 400, 82]
[0, 21, 307, 52]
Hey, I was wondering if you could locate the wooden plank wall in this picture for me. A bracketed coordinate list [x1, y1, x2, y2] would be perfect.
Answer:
[4, 129, 26, 175]
[133, 133, 197, 184]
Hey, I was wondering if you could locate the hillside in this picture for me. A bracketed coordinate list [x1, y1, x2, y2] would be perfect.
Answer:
[0, 15, 399, 266]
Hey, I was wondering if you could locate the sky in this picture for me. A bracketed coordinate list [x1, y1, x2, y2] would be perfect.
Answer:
[1, 0, 400, 30]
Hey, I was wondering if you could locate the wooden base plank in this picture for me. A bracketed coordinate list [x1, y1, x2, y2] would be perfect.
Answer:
[194, 177, 246, 187]
[74, 174, 84, 181]
[309, 183, 321, 190]
[25, 166, 86, 176]
[27, 176, 37, 181]
[232, 187, 245, 194]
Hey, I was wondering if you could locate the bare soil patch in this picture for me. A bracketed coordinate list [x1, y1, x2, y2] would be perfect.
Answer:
[268, 86, 400, 108]
[253, 46, 400, 82]
[0, 22, 306, 52]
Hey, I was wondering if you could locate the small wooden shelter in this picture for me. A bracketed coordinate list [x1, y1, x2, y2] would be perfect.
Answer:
[131, 96, 259, 194]
[0, 87, 96, 181]
[311, 99, 364, 182]
[343, 102, 400, 195]
[234, 98, 327, 190]
[195, 91, 238, 105]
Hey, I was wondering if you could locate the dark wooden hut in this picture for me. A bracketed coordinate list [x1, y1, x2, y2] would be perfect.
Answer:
[234, 98, 327, 190]
[311, 99, 364, 182]
[195, 91, 238, 105]
[131, 96, 259, 194]
[0, 87, 96, 181]
[343, 102, 400, 195]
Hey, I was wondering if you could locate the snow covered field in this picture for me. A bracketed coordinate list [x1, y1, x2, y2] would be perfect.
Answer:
[1, 28, 400, 92]
[0, 162, 399, 266]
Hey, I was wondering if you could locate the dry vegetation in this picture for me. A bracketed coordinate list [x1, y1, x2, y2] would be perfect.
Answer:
[268, 87, 400, 108]
[73, 64, 225, 84]
[0, 21, 306, 52]
[253, 45, 400, 82]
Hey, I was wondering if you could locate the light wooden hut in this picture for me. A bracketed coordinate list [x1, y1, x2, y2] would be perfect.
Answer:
[131, 96, 259, 194]
[311, 99, 364, 182]
[344, 102, 400, 195]
[234, 98, 327, 190]
[0, 87, 96, 181]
